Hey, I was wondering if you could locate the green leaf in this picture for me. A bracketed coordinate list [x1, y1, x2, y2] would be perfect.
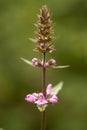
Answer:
[53, 65, 70, 69]
[21, 58, 33, 66]
[29, 38, 37, 43]
[37, 104, 48, 112]
[51, 81, 63, 95]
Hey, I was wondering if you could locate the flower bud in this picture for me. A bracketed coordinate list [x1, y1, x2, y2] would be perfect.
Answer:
[45, 59, 56, 67]
[49, 59, 56, 65]
[34, 5, 55, 50]
[32, 58, 42, 67]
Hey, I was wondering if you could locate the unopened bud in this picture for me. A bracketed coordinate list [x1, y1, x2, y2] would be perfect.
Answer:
[44, 62, 49, 67]
[32, 58, 38, 63]
[49, 59, 56, 65]
[44, 59, 56, 68]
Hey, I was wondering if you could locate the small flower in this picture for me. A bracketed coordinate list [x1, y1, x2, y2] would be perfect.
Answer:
[44, 59, 56, 67]
[25, 93, 38, 103]
[46, 84, 58, 104]
[49, 59, 56, 65]
[48, 94, 58, 103]
[32, 58, 42, 67]
[35, 93, 48, 105]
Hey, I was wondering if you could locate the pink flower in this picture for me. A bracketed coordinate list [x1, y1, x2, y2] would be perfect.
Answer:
[32, 58, 42, 67]
[48, 95, 58, 103]
[25, 84, 58, 111]
[44, 59, 56, 67]
[35, 93, 48, 105]
[49, 59, 56, 65]
[46, 84, 52, 95]
[25, 93, 38, 103]
[46, 84, 58, 104]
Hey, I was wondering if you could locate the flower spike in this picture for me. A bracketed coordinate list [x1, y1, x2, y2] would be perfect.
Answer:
[21, 5, 69, 130]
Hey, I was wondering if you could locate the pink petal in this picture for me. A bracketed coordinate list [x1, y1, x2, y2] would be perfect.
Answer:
[35, 93, 48, 105]
[25, 93, 38, 103]
[46, 84, 52, 95]
[48, 95, 58, 104]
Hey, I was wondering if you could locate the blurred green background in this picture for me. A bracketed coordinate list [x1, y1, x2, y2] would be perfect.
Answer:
[0, 0, 87, 130]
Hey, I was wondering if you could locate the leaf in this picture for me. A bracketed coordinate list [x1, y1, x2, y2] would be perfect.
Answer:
[51, 81, 63, 95]
[29, 38, 37, 43]
[53, 65, 70, 69]
[21, 58, 33, 66]
[37, 104, 48, 112]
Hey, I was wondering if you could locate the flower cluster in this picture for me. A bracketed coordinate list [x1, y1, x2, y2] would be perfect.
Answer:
[32, 58, 56, 68]
[25, 84, 58, 111]
[30, 5, 55, 53]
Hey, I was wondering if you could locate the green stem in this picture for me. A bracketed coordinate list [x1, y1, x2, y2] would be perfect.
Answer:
[41, 52, 46, 130]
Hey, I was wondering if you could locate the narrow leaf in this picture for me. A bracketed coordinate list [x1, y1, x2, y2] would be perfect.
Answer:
[29, 38, 37, 43]
[21, 58, 33, 66]
[53, 65, 70, 69]
[51, 81, 63, 95]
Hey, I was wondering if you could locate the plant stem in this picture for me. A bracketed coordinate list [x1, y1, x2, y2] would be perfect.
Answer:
[42, 52, 46, 96]
[41, 110, 46, 130]
[41, 52, 46, 130]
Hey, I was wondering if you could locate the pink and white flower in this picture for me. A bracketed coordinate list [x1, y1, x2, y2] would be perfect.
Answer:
[25, 84, 58, 112]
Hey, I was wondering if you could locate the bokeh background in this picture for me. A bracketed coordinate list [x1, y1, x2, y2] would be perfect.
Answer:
[0, 0, 87, 130]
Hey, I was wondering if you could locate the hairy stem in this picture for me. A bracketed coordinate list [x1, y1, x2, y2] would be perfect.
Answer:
[41, 52, 46, 130]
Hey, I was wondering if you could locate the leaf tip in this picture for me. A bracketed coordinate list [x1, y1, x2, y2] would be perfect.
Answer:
[20, 57, 33, 66]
